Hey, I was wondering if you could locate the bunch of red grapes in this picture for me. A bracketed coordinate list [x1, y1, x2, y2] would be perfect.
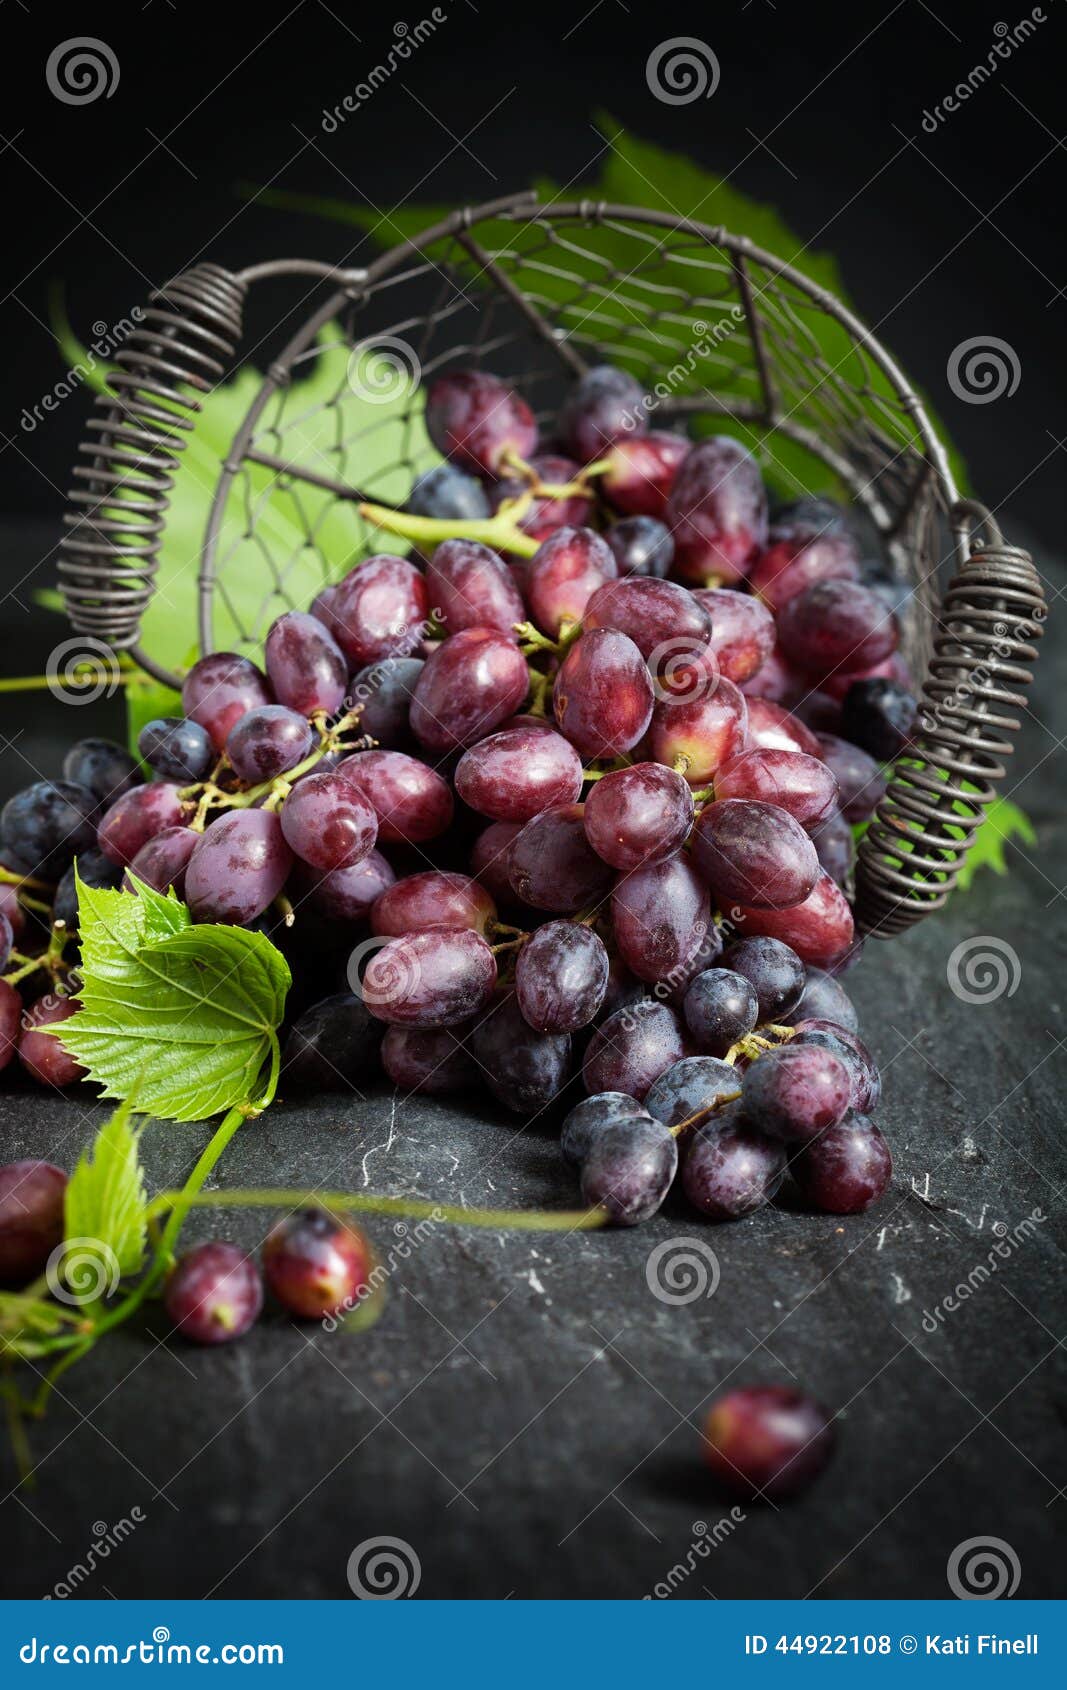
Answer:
[2, 360, 921, 1257]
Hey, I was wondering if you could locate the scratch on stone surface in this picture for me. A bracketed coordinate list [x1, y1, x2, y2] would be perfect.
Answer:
[360, 1097, 398, 1186]
[890, 1273, 911, 1305]
[525, 1268, 548, 1298]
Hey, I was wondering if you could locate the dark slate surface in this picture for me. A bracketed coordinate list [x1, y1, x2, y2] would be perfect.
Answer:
[0, 518, 1064, 1600]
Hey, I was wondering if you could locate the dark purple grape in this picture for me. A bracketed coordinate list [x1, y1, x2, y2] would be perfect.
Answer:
[381, 1022, 477, 1095]
[226, 706, 314, 785]
[526, 527, 617, 637]
[592, 951, 646, 1025]
[703, 1385, 835, 1500]
[1, 781, 97, 878]
[583, 763, 694, 873]
[720, 936, 805, 1022]
[600, 431, 688, 517]
[330, 556, 430, 667]
[282, 992, 382, 1091]
[0, 980, 20, 1074]
[694, 588, 776, 684]
[62, 738, 141, 805]
[749, 530, 860, 615]
[662, 921, 727, 1007]
[790, 1018, 881, 1113]
[184, 810, 293, 925]
[126, 826, 198, 898]
[425, 539, 525, 636]
[733, 871, 855, 971]
[715, 749, 838, 832]
[508, 804, 613, 914]
[560, 1092, 647, 1165]
[769, 496, 851, 542]
[265, 610, 348, 717]
[349, 657, 424, 750]
[741, 1042, 852, 1143]
[683, 968, 759, 1057]
[778, 578, 898, 678]
[816, 733, 886, 824]
[841, 676, 918, 761]
[583, 577, 711, 669]
[0, 1160, 68, 1284]
[408, 461, 491, 521]
[426, 369, 538, 477]
[164, 1241, 263, 1345]
[294, 849, 395, 924]
[279, 771, 377, 872]
[19, 994, 85, 1088]
[580, 1116, 677, 1227]
[810, 810, 855, 890]
[792, 1112, 892, 1214]
[409, 627, 530, 754]
[648, 678, 748, 785]
[644, 1055, 740, 1132]
[138, 717, 214, 783]
[692, 799, 819, 911]
[54, 846, 123, 929]
[514, 920, 609, 1033]
[181, 652, 271, 752]
[784, 968, 858, 1033]
[683, 1119, 787, 1220]
[361, 929, 497, 1027]
[611, 854, 710, 984]
[97, 783, 185, 868]
[604, 514, 674, 578]
[666, 437, 768, 584]
[455, 726, 583, 823]
[371, 871, 495, 938]
[338, 750, 453, 844]
[553, 628, 654, 759]
[470, 820, 526, 909]
[582, 1000, 686, 1099]
[558, 364, 646, 464]
[0, 882, 24, 946]
[262, 1210, 371, 1320]
[469, 990, 572, 1114]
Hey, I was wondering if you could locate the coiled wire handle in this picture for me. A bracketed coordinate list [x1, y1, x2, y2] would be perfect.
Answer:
[56, 262, 248, 687]
[854, 501, 1046, 936]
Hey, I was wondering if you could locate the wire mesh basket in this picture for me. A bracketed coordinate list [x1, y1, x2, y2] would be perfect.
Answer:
[55, 190, 1046, 939]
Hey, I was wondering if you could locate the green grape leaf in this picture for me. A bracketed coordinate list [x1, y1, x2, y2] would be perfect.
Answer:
[955, 798, 1037, 891]
[56, 873, 291, 1121]
[63, 1096, 149, 1280]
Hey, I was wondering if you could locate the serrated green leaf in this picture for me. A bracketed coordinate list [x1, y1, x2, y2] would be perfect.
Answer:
[955, 798, 1037, 891]
[63, 1096, 148, 1280]
[58, 873, 290, 1121]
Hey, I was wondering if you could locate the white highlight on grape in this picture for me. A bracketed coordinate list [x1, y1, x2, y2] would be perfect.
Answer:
[645, 1236, 721, 1305]
[646, 38, 720, 106]
[47, 1238, 121, 1306]
[347, 336, 422, 405]
[46, 38, 120, 105]
[946, 1535, 1021, 1599]
[47, 637, 122, 706]
[346, 1535, 422, 1599]
[946, 337, 1020, 405]
[946, 935, 1021, 1005]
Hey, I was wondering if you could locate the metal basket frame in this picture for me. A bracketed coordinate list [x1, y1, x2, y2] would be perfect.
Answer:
[55, 190, 1046, 937]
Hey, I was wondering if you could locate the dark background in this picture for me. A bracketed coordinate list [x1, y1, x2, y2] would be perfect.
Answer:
[0, 0, 1064, 1602]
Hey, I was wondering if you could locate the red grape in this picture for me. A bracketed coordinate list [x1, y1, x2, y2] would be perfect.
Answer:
[693, 588, 776, 684]
[279, 771, 377, 872]
[745, 697, 823, 760]
[184, 809, 293, 925]
[409, 627, 530, 754]
[714, 748, 839, 831]
[264, 610, 348, 717]
[583, 576, 712, 670]
[97, 783, 185, 868]
[371, 870, 495, 937]
[0, 1160, 68, 1284]
[600, 431, 689, 517]
[330, 555, 430, 667]
[583, 763, 694, 871]
[558, 365, 646, 463]
[526, 527, 617, 637]
[0, 979, 21, 1073]
[338, 750, 453, 844]
[666, 437, 768, 584]
[262, 1209, 372, 1320]
[741, 1042, 852, 1142]
[470, 820, 526, 908]
[644, 1055, 739, 1131]
[514, 920, 609, 1032]
[127, 826, 198, 897]
[748, 530, 860, 613]
[815, 734, 885, 823]
[784, 967, 858, 1033]
[552, 629, 654, 759]
[164, 1241, 263, 1345]
[508, 805, 613, 913]
[810, 811, 855, 889]
[691, 799, 819, 911]
[426, 369, 538, 477]
[611, 854, 710, 984]
[791, 1111, 892, 1213]
[455, 726, 583, 822]
[703, 1385, 835, 1500]
[733, 868, 855, 969]
[738, 644, 806, 706]
[294, 849, 395, 924]
[683, 1119, 787, 1220]
[19, 994, 85, 1088]
[181, 653, 271, 752]
[790, 1019, 881, 1113]
[226, 706, 313, 784]
[361, 929, 497, 1027]
[425, 539, 525, 635]
[282, 993, 382, 1091]
[647, 677, 748, 784]
[582, 1000, 687, 1099]
[777, 578, 898, 678]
